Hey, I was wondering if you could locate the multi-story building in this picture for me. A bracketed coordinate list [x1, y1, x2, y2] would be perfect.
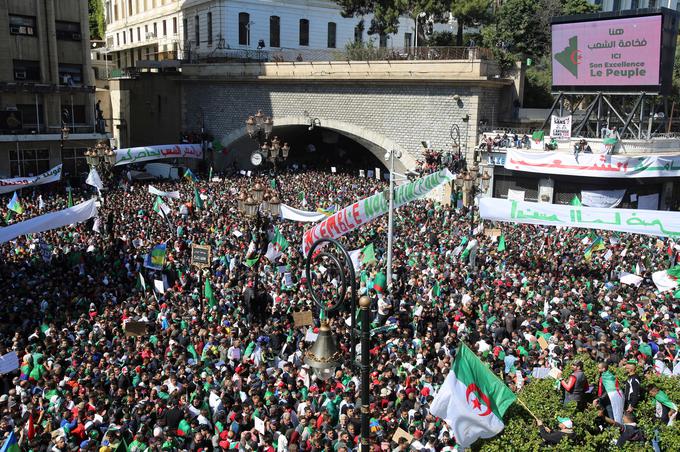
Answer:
[592, 0, 679, 11]
[0, 0, 106, 179]
[104, 0, 452, 71]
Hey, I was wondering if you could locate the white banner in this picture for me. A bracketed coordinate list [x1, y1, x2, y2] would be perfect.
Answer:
[0, 351, 19, 375]
[0, 198, 97, 244]
[638, 193, 659, 211]
[507, 189, 525, 201]
[148, 185, 180, 199]
[303, 169, 454, 254]
[505, 149, 680, 178]
[550, 115, 572, 140]
[0, 165, 62, 194]
[581, 189, 626, 208]
[114, 144, 203, 166]
[479, 198, 680, 238]
[280, 204, 327, 223]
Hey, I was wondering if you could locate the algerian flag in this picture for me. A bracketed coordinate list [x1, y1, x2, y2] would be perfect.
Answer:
[599, 371, 624, 423]
[361, 243, 376, 265]
[619, 272, 643, 287]
[349, 248, 362, 272]
[177, 418, 192, 437]
[430, 344, 516, 448]
[654, 359, 672, 377]
[193, 187, 204, 209]
[138, 272, 147, 292]
[245, 256, 260, 268]
[373, 272, 387, 293]
[431, 280, 441, 298]
[204, 278, 216, 308]
[153, 196, 171, 217]
[264, 228, 289, 262]
[570, 195, 582, 206]
[652, 265, 680, 292]
[653, 389, 678, 412]
[497, 235, 506, 252]
[7, 192, 23, 214]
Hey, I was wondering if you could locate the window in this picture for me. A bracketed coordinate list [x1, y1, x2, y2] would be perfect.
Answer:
[183, 18, 188, 43]
[9, 15, 36, 36]
[55, 21, 81, 41]
[630, 0, 639, 9]
[17, 104, 44, 131]
[239, 12, 250, 45]
[123, 31, 126, 44]
[13, 60, 41, 81]
[106, 1, 111, 24]
[145, 24, 148, 38]
[163, 19, 167, 36]
[59, 64, 83, 85]
[62, 104, 86, 124]
[269, 16, 280, 47]
[129, 28, 133, 43]
[117, 33, 120, 46]
[612, 0, 621, 10]
[128, 0, 133, 15]
[299, 19, 309, 46]
[379, 34, 388, 48]
[207, 12, 212, 46]
[137, 27, 141, 41]
[114, 1, 119, 21]
[404, 33, 412, 49]
[137, 48, 142, 61]
[61, 148, 89, 177]
[173, 17, 177, 34]
[327, 22, 336, 48]
[153, 22, 157, 36]
[649, 0, 657, 7]
[194, 15, 199, 46]
[354, 25, 362, 43]
[9, 149, 50, 177]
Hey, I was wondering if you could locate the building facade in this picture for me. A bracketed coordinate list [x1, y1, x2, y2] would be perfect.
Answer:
[0, 0, 105, 179]
[592, 0, 679, 11]
[104, 0, 452, 70]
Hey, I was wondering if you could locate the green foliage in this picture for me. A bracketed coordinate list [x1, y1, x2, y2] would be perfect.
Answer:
[336, 0, 449, 36]
[450, 0, 493, 45]
[561, 0, 601, 15]
[427, 31, 456, 46]
[88, 0, 105, 40]
[474, 354, 680, 451]
[524, 59, 555, 108]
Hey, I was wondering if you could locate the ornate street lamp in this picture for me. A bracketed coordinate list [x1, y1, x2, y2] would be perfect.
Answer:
[269, 195, 281, 217]
[304, 321, 342, 382]
[244, 196, 258, 219]
[237, 192, 247, 213]
[252, 182, 265, 203]
[244, 111, 290, 171]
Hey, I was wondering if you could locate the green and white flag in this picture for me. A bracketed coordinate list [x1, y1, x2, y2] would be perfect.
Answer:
[153, 196, 170, 217]
[264, 227, 289, 262]
[599, 371, 624, 423]
[654, 389, 678, 411]
[652, 265, 680, 292]
[430, 344, 516, 448]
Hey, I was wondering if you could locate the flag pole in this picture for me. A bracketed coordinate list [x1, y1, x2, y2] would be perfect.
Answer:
[515, 397, 541, 423]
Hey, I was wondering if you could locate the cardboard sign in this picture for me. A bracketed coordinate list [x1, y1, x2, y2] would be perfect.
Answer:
[392, 427, 413, 444]
[485, 228, 502, 238]
[191, 244, 211, 268]
[548, 367, 562, 380]
[537, 336, 549, 350]
[125, 321, 148, 337]
[292, 310, 313, 327]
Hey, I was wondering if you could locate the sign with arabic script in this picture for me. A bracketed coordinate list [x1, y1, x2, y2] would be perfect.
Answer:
[480, 198, 680, 239]
[505, 149, 680, 179]
[114, 144, 203, 166]
[550, 115, 572, 140]
[0, 164, 62, 194]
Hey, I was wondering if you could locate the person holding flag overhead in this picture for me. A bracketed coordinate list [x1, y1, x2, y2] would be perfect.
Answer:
[648, 385, 678, 426]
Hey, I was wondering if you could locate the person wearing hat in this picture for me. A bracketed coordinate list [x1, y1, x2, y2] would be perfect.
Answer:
[623, 360, 641, 413]
[560, 360, 588, 411]
[536, 417, 576, 445]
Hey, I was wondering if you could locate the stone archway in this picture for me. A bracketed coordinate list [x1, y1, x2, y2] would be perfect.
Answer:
[219, 116, 416, 172]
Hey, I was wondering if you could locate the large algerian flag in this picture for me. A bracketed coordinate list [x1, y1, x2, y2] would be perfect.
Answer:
[599, 371, 624, 423]
[654, 390, 678, 412]
[204, 278, 216, 308]
[361, 243, 377, 265]
[430, 344, 516, 448]
[265, 227, 289, 262]
[652, 265, 680, 292]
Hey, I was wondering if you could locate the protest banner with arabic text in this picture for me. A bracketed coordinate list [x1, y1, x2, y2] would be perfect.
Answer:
[480, 198, 680, 238]
[114, 144, 203, 166]
[0, 165, 62, 194]
[505, 149, 680, 178]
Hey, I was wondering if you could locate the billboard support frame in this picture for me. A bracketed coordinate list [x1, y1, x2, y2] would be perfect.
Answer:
[540, 91, 666, 141]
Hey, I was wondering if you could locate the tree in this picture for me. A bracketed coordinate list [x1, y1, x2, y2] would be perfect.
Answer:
[335, 0, 448, 37]
[89, 0, 105, 40]
[450, 0, 492, 47]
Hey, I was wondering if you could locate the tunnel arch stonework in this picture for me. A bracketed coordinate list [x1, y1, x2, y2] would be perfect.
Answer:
[182, 81, 511, 170]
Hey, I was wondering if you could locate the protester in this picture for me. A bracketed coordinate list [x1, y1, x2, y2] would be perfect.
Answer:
[0, 165, 679, 451]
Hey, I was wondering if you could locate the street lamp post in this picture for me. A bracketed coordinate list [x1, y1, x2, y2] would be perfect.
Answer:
[304, 238, 371, 452]
[459, 166, 491, 227]
[245, 111, 290, 172]
[84, 141, 116, 182]
[384, 149, 401, 290]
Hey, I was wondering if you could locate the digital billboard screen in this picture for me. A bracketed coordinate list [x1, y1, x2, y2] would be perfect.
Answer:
[551, 13, 670, 93]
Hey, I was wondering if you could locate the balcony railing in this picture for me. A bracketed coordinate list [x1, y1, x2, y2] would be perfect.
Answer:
[183, 46, 492, 64]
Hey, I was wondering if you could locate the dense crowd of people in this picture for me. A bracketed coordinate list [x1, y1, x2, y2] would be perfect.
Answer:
[0, 167, 679, 451]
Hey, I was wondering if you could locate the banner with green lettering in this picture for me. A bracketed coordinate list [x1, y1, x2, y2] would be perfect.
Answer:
[302, 169, 454, 255]
[480, 198, 680, 238]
